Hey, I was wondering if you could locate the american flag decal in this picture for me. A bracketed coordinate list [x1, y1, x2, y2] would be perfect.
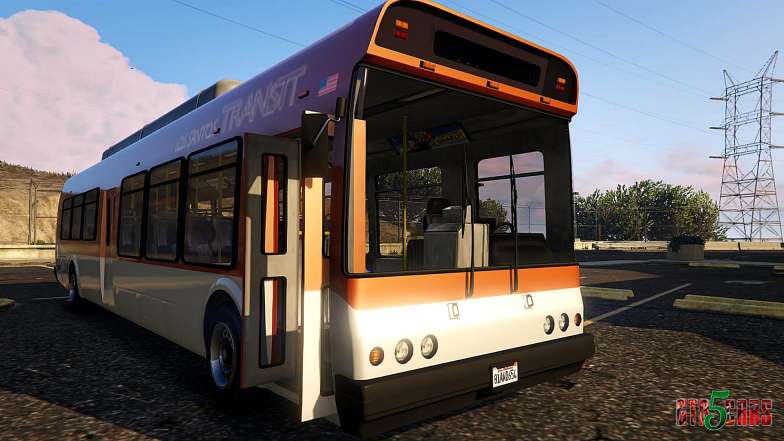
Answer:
[318, 73, 339, 96]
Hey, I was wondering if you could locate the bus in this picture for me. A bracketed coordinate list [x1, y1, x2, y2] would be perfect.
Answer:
[55, 0, 594, 437]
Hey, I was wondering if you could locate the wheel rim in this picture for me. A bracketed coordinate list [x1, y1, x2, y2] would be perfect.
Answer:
[209, 322, 237, 389]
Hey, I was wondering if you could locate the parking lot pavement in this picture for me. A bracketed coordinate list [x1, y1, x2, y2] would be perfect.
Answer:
[1, 266, 783, 440]
[577, 249, 784, 264]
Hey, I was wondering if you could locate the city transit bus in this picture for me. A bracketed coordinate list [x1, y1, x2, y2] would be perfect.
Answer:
[54, 0, 594, 436]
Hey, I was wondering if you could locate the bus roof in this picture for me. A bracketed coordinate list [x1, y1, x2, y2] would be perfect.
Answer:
[64, 0, 578, 194]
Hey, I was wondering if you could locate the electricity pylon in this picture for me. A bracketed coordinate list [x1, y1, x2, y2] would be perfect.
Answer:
[711, 51, 784, 242]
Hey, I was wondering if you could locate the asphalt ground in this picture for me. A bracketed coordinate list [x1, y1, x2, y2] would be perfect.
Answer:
[0, 265, 782, 440]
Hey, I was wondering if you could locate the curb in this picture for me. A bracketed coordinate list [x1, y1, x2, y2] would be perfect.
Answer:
[673, 295, 784, 320]
[687, 262, 741, 269]
[0, 298, 15, 312]
[581, 286, 634, 301]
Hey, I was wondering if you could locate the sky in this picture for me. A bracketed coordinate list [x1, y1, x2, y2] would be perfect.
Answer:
[1, 0, 784, 204]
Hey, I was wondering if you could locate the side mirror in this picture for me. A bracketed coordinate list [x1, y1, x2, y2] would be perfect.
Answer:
[301, 112, 329, 177]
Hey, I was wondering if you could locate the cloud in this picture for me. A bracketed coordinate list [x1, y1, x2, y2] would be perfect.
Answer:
[0, 10, 187, 173]
[573, 146, 724, 201]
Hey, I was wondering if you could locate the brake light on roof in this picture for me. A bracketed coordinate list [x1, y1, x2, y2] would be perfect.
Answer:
[555, 77, 567, 91]
[394, 19, 409, 39]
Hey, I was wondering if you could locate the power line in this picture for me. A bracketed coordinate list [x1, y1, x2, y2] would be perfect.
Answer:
[591, 0, 752, 75]
[488, 0, 715, 96]
[580, 90, 712, 134]
[329, 0, 367, 14]
[167, 0, 716, 137]
[442, 0, 705, 98]
[441, 0, 718, 136]
[168, 0, 305, 48]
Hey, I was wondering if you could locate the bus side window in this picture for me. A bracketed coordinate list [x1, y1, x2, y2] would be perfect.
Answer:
[106, 199, 112, 247]
[145, 159, 183, 261]
[60, 197, 73, 240]
[82, 189, 99, 241]
[70, 194, 84, 240]
[118, 172, 147, 258]
[183, 140, 240, 266]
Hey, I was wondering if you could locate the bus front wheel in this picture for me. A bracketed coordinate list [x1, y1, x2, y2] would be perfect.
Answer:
[205, 302, 242, 398]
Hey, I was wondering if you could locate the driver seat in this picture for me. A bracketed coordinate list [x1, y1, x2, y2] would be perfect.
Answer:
[422, 198, 451, 231]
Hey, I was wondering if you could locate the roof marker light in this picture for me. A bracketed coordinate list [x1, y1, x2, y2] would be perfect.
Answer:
[419, 60, 435, 71]
[394, 19, 409, 40]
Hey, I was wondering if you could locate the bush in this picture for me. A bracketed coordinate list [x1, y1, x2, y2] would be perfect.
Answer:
[668, 234, 705, 252]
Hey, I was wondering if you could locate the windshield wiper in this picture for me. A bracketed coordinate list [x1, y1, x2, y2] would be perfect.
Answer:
[508, 155, 519, 292]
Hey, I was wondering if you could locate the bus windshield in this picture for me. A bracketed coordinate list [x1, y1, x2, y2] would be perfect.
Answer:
[348, 67, 575, 275]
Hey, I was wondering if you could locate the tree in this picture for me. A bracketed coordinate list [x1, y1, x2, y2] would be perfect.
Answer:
[478, 198, 508, 227]
[575, 180, 726, 240]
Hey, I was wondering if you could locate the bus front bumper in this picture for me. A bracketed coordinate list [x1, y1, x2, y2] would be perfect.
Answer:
[334, 332, 595, 438]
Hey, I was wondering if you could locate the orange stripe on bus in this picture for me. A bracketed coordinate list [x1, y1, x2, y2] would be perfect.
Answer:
[345, 265, 579, 309]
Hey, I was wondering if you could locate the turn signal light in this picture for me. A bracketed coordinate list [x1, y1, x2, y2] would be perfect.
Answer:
[369, 347, 384, 366]
[574, 313, 582, 327]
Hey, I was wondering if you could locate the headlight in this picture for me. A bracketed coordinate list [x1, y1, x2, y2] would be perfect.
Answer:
[369, 347, 384, 366]
[395, 339, 413, 364]
[543, 315, 555, 334]
[559, 313, 569, 331]
[421, 335, 438, 359]
[574, 313, 582, 327]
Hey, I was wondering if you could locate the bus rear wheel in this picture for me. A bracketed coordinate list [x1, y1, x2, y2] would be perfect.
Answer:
[66, 266, 82, 307]
[205, 302, 242, 398]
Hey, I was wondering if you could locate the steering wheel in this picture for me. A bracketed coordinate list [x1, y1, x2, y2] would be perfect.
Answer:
[495, 221, 514, 233]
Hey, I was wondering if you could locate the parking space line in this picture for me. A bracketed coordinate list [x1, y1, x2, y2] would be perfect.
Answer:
[0, 265, 54, 269]
[30, 296, 68, 301]
[586, 282, 691, 325]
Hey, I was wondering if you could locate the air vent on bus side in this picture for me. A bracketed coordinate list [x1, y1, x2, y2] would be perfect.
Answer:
[101, 79, 241, 160]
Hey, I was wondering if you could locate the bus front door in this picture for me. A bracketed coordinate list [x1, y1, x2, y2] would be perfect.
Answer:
[240, 134, 302, 399]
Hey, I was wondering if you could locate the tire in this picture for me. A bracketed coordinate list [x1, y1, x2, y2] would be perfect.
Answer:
[65, 266, 82, 307]
[205, 301, 243, 399]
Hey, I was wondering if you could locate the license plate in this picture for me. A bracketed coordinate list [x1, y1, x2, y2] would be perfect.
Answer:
[491, 362, 519, 388]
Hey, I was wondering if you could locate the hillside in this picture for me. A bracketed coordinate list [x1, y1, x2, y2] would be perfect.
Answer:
[0, 161, 70, 244]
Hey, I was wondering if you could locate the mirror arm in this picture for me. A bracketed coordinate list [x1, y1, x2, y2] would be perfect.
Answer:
[311, 96, 347, 145]
[312, 113, 342, 146]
